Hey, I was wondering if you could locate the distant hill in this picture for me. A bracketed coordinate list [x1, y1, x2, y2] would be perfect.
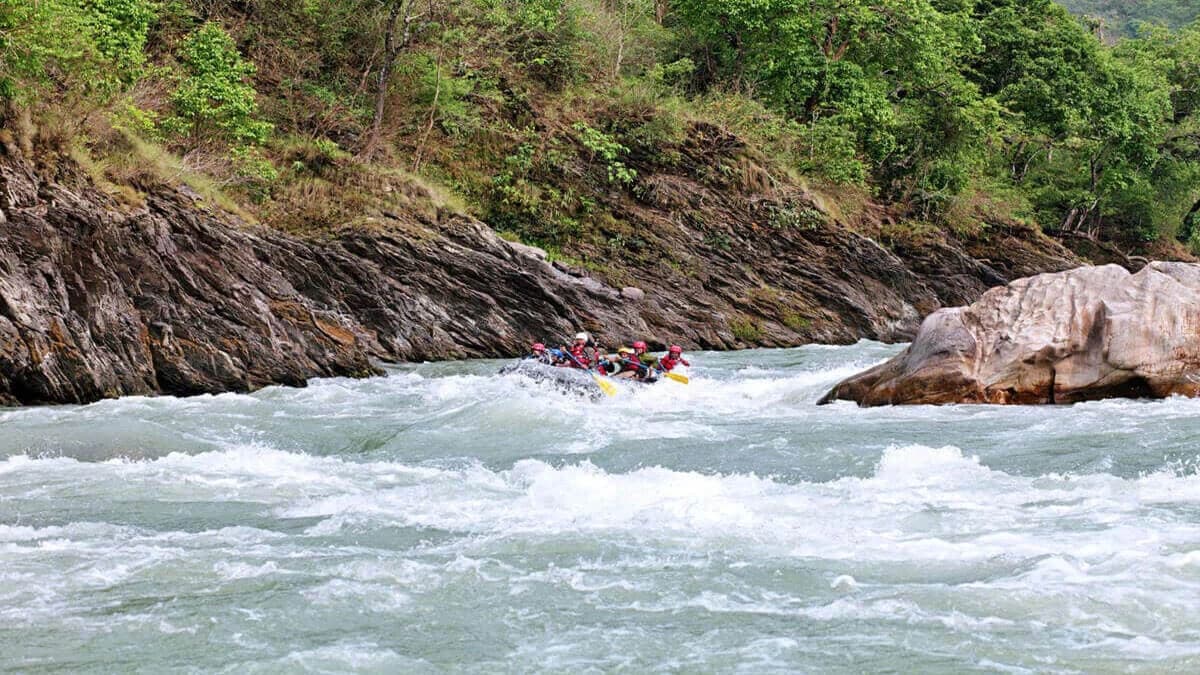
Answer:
[1060, 1, 1199, 35]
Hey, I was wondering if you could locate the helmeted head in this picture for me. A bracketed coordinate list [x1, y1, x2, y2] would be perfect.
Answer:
[669, 345, 682, 355]
[632, 340, 647, 353]
[618, 347, 634, 356]
[574, 332, 590, 345]
[532, 342, 545, 353]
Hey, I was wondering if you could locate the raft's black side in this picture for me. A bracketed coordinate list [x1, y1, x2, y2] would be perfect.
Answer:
[498, 360, 606, 398]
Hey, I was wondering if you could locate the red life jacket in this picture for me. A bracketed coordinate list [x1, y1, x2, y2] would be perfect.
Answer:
[629, 352, 652, 376]
[568, 343, 591, 368]
[616, 353, 640, 376]
[659, 354, 688, 371]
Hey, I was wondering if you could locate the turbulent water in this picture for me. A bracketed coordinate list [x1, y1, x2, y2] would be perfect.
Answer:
[4, 343, 1200, 673]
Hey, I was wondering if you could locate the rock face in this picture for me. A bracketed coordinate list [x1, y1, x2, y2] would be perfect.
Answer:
[820, 263, 1200, 406]
[0, 149, 1078, 406]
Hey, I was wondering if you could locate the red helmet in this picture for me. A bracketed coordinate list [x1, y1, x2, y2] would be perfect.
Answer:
[532, 343, 545, 352]
[669, 345, 682, 355]
[633, 340, 647, 350]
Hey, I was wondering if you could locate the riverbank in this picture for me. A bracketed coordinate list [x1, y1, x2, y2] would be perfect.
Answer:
[0, 148, 1085, 406]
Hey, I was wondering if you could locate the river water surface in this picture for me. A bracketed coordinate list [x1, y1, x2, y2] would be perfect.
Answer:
[3, 343, 1200, 672]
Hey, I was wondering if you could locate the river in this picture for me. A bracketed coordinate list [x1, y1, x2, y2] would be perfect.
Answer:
[3, 342, 1200, 672]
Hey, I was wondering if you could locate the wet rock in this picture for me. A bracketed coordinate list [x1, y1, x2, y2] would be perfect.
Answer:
[820, 263, 1200, 406]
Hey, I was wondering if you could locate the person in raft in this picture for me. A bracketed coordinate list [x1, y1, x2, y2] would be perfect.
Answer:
[524, 342, 549, 362]
[658, 345, 689, 372]
[598, 344, 657, 382]
[561, 332, 596, 369]
[599, 347, 635, 378]
[597, 345, 652, 379]
[631, 341, 657, 369]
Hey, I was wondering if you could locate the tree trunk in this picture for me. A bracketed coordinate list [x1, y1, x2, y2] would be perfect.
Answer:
[614, 1, 626, 79]
[412, 47, 443, 173]
[655, 0, 667, 25]
[1060, 207, 1079, 233]
[362, 0, 416, 160]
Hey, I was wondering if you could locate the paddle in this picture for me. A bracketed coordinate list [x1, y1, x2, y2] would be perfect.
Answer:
[562, 349, 617, 397]
[621, 358, 689, 385]
[660, 370, 690, 384]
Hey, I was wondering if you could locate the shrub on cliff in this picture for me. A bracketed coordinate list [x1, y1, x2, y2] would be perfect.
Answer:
[167, 22, 272, 145]
[0, 0, 156, 107]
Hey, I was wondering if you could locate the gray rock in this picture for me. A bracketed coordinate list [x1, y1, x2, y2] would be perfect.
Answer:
[820, 263, 1200, 406]
[573, 275, 619, 299]
[621, 286, 646, 301]
[507, 240, 548, 261]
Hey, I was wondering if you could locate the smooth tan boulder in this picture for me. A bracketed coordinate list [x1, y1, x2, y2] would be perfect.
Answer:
[819, 263, 1200, 406]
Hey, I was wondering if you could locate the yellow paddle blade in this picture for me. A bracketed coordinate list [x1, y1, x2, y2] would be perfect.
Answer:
[663, 371, 689, 384]
[593, 374, 619, 397]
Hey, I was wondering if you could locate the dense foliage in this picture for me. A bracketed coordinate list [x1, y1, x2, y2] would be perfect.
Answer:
[1061, 0, 1200, 36]
[1, 0, 1198, 252]
[0, 0, 156, 105]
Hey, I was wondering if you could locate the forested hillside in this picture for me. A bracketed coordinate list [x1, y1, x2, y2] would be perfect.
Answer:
[1061, 0, 1200, 36]
[3, 0, 1199, 270]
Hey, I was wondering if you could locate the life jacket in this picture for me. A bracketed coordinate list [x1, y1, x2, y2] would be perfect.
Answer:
[627, 352, 653, 376]
[659, 354, 689, 371]
[567, 343, 591, 368]
[603, 348, 631, 371]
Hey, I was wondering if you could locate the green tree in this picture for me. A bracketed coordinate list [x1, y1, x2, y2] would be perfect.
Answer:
[673, 0, 992, 200]
[81, 0, 158, 76]
[1115, 21, 1200, 244]
[168, 21, 271, 144]
[969, 0, 1174, 238]
[362, 0, 422, 159]
[1060, 0, 1200, 37]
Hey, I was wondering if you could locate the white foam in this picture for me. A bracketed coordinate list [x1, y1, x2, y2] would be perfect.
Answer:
[0, 522, 134, 543]
[213, 560, 284, 580]
[301, 579, 411, 612]
[262, 643, 427, 672]
[830, 574, 858, 591]
[7, 440, 1200, 576]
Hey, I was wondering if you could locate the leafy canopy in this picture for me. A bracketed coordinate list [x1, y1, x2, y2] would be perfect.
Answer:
[1, 0, 157, 104]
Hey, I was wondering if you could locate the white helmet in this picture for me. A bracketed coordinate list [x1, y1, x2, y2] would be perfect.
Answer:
[574, 331, 590, 342]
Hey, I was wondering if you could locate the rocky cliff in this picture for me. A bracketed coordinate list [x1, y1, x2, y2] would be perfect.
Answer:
[0, 145, 1080, 406]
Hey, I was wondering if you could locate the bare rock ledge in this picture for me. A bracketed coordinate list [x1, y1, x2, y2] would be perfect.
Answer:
[819, 263, 1200, 406]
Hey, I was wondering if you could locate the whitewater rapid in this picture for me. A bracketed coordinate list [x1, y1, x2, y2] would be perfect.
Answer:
[3, 343, 1200, 672]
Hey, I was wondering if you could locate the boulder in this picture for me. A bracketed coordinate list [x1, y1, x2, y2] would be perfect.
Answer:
[819, 263, 1200, 406]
